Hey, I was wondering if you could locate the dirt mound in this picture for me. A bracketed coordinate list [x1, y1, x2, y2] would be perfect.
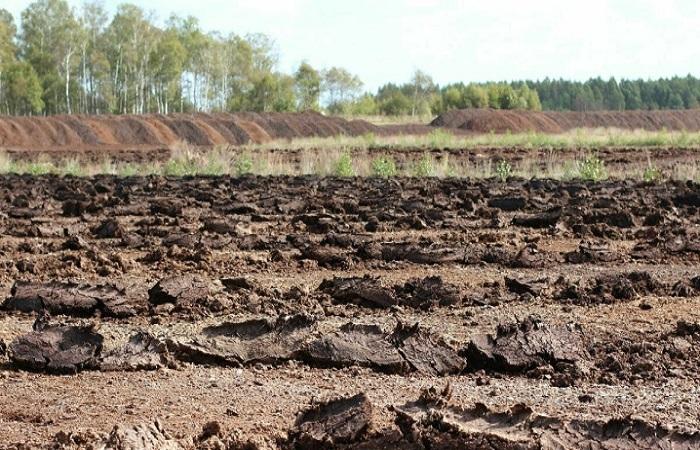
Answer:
[99, 332, 175, 372]
[0, 112, 380, 151]
[462, 316, 590, 384]
[302, 323, 408, 374]
[287, 393, 373, 449]
[148, 275, 212, 312]
[591, 320, 700, 384]
[359, 241, 467, 265]
[432, 108, 700, 133]
[53, 420, 184, 450]
[9, 319, 104, 374]
[556, 271, 665, 305]
[166, 314, 316, 367]
[49, 392, 700, 449]
[392, 322, 466, 376]
[318, 275, 462, 310]
[301, 322, 464, 376]
[2, 281, 140, 317]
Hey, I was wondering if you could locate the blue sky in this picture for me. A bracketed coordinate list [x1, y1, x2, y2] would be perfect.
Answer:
[5, 0, 700, 91]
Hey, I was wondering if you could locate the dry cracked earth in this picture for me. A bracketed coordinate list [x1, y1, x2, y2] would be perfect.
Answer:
[1, 173, 700, 449]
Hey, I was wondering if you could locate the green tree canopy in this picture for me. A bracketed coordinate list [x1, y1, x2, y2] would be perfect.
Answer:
[3, 61, 44, 114]
[20, 0, 82, 113]
[323, 67, 363, 112]
[0, 9, 17, 66]
[294, 62, 321, 111]
[409, 69, 437, 116]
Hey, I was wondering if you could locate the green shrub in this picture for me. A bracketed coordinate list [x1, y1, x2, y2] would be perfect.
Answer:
[191, 147, 231, 176]
[643, 165, 662, 183]
[163, 158, 197, 176]
[495, 159, 512, 182]
[413, 153, 435, 177]
[16, 160, 55, 176]
[578, 154, 607, 181]
[203, 159, 228, 176]
[334, 152, 355, 177]
[371, 155, 397, 177]
[234, 152, 254, 176]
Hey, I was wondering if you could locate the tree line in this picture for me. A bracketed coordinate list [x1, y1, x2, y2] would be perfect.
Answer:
[0, 1, 698, 117]
[0, 0, 366, 116]
[525, 77, 700, 111]
[370, 77, 700, 116]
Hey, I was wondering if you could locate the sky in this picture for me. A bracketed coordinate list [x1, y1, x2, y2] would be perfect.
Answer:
[4, 0, 700, 91]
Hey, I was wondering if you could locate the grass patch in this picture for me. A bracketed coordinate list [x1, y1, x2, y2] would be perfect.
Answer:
[241, 128, 700, 152]
[342, 114, 436, 126]
[412, 154, 435, 177]
[2, 127, 700, 182]
[333, 152, 355, 177]
[234, 152, 254, 176]
[371, 155, 397, 177]
[427, 129, 456, 148]
[0, 146, 696, 182]
[577, 154, 607, 181]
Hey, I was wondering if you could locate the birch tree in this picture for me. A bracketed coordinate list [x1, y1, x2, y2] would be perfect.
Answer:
[409, 69, 435, 116]
[78, 1, 108, 113]
[0, 9, 17, 113]
[20, 0, 81, 114]
[294, 62, 321, 111]
[104, 4, 157, 114]
[149, 29, 186, 113]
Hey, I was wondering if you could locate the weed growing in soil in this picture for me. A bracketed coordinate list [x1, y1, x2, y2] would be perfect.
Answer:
[578, 155, 607, 181]
[371, 156, 397, 177]
[196, 148, 230, 176]
[334, 152, 355, 177]
[163, 158, 196, 176]
[2, 136, 699, 182]
[98, 159, 117, 175]
[643, 165, 662, 183]
[413, 154, 435, 177]
[495, 160, 513, 182]
[235, 153, 254, 176]
[14, 159, 55, 176]
[163, 145, 199, 176]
